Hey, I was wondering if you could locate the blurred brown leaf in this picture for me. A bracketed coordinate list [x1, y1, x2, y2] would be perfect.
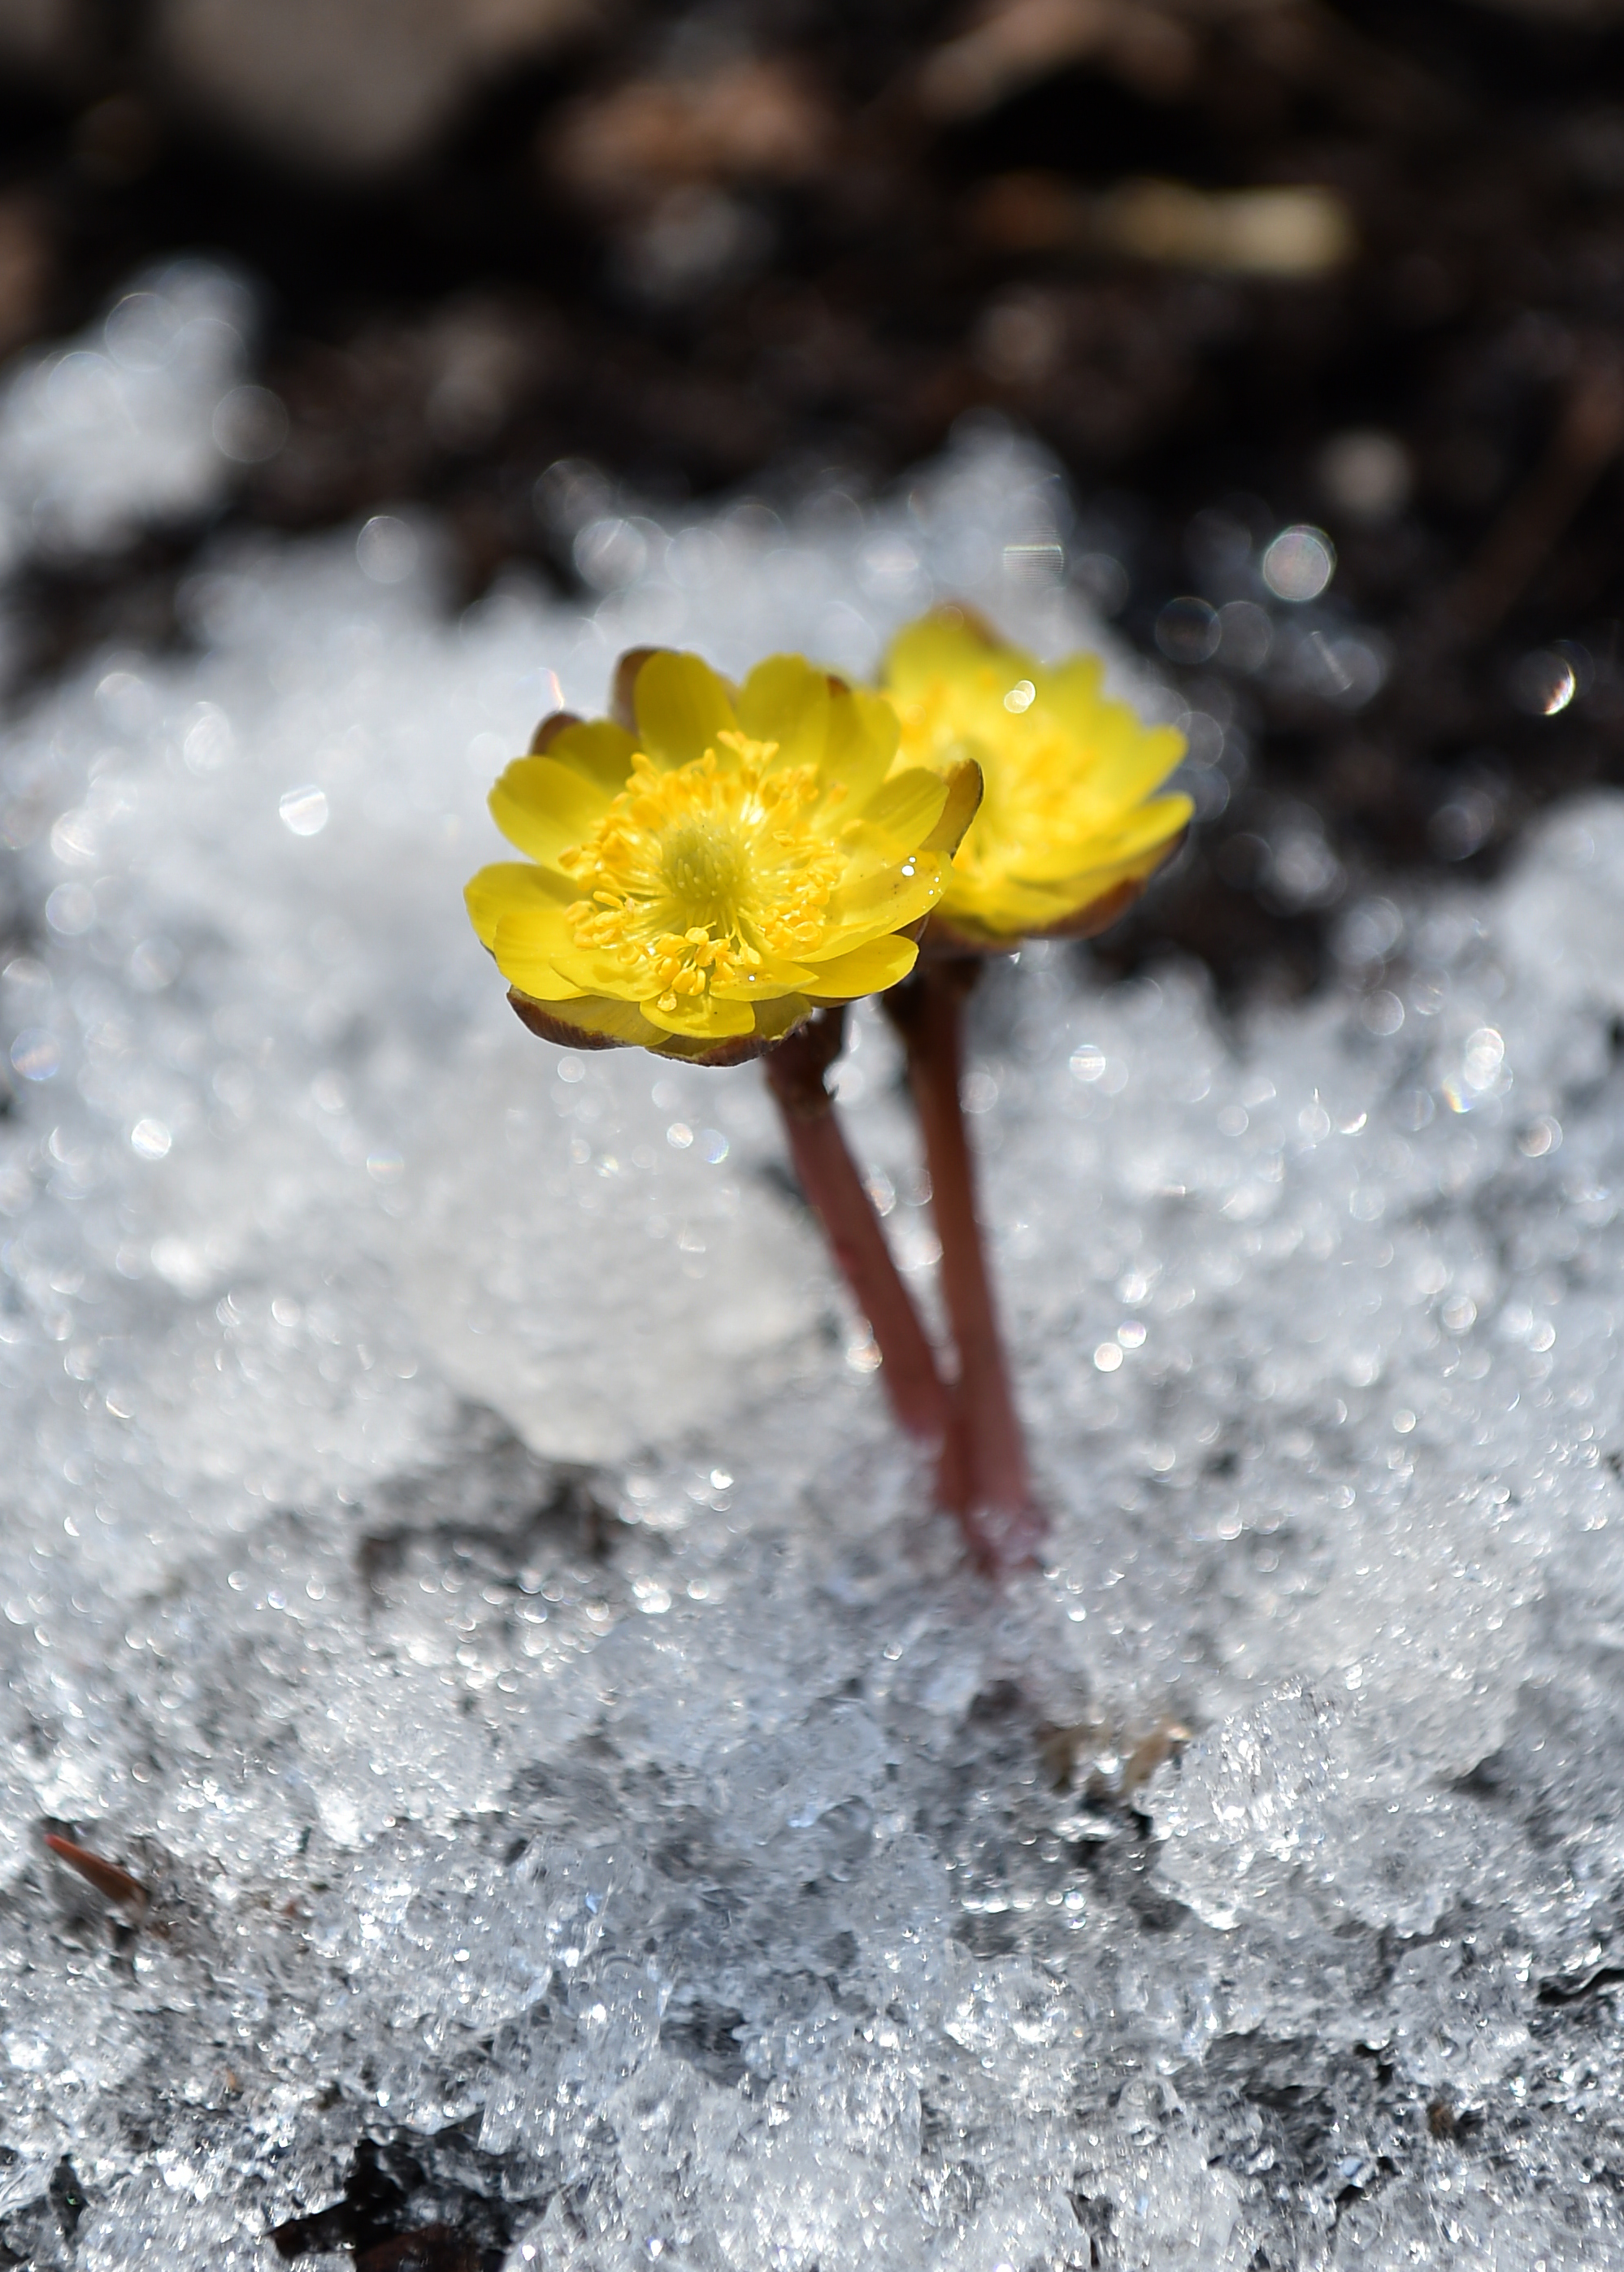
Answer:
[550, 55, 835, 209]
[918, 0, 1201, 119]
[973, 170, 1354, 276]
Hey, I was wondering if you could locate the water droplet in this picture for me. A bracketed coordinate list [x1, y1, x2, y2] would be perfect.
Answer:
[1428, 791, 1496, 861]
[8, 1029, 59, 1080]
[574, 516, 649, 593]
[183, 704, 234, 773]
[278, 785, 328, 836]
[212, 384, 288, 464]
[1261, 524, 1335, 602]
[1216, 599, 1272, 674]
[1155, 596, 1220, 665]
[1360, 990, 1405, 1037]
[1317, 430, 1411, 526]
[1509, 648, 1577, 717]
[1461, 1027, 1506, 1093]
[356, 515, 419, 584]
[45, 884, 96, 936]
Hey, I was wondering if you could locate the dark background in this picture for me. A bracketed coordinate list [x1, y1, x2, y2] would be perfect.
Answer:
[3, 0, 1624, 997]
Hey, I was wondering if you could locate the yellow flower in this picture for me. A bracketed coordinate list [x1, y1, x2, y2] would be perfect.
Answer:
[466, 648, 973, 1064]
[881, 609, 1192, 951]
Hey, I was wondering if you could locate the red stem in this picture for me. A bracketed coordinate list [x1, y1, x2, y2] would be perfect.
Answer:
[889, 962, 1047, 1570]
[764, 1010, 955, 1454]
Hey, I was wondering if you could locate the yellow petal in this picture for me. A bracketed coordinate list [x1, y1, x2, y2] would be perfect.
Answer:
[640, 991, 755, 1040]
[819, 852, 942, 952]
[1040, 651, 1109, 736]
[885, 610, 1001, 700]
[735, 654, 832, 771]
[1104, 719, 1188, 807]
[649, 993, 812, 1064]
[822, 682, 898, 807]
[542, 938, 810, 1010]
[855, 766, 949, 847]
[804, 933, 918, 1000]
[1005, 792, 1192, 884]
[510, 990, 660, 1049]
[1058, 700, 1186, 809]
[546, 941, 654, 997]
[750, 993, 815, 1045]
[489, 757, 613, 867]
[633, 650, 737, 769]
[709, 955, 819, 999]
[541, 716, 640, 794]
[493, 897, 575, 951]
[464, 861, 573, 950]
[494, 953, 588, 1002]
[493, 900, 584, 1001]
[940, 799, 1192, 942]
[830, 820, 933, 891]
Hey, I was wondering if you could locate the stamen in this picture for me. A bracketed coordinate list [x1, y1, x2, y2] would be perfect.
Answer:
[557, 740, 841, 1012]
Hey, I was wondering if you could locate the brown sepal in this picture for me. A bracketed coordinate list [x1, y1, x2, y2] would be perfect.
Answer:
[918, 854, 1179, 959]
[1031, 874, 1148, 944]
[507, 988, 800, 1069]
[760, 1006, 847, 1120]
[508, 992, 624, 1052]
[673, 1028, 796, 1067]
[915, 919, 1018, 960]
[528, 710, 583, 754]
[610, 645, 743, 736]
[610, 648, 660, 732]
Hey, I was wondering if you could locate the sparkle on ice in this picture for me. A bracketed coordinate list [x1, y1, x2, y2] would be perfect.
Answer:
[2, 268, 1623, 2270]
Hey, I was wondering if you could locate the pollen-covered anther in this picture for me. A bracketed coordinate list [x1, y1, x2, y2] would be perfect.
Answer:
[558, 735, 844, 1008]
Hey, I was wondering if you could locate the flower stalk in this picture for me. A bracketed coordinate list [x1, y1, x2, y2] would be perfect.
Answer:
[888, 960, 1047, 1570]
[762, 1009, 956, 1455]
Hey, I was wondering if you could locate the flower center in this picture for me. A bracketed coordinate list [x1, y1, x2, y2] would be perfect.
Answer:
[659, 815, 747, 919]
[559, 733, 842, 1013]
[899, 684, 1093, 883]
